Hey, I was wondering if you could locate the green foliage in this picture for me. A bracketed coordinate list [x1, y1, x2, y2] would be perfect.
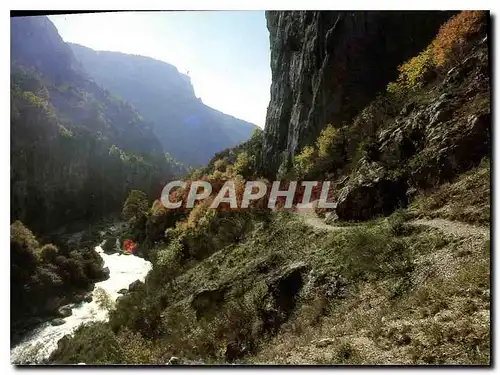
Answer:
[213, 158, 228, 172]
[10, 220, 40, 260]
[387, 11, 486, 98]
[331, 226, 414, 283]
[40, 244, 59, 263]
[156, 239, 183, 268]
[387, 209, 411, 236]
[317, 125, 338, 158]
[94, 287, 115, 312]
[11, 59, 170, 235]
[165, 151, 187, 176]
[205, 126, 263, 180]
[11, 221, 108, 336]
[387, 46, 434, 97]
[58, 125, 73, 138]
[21, 91, 47, 108]
[50, 322, 124, 364]
[122, 190, 149, 221]
[293, 145, 317, 178]
[234, 151, 252, 175]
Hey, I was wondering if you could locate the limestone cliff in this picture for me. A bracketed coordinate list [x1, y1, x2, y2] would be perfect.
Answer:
[262, 11, 455, 177]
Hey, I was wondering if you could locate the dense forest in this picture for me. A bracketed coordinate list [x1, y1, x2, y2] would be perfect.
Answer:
[11, 11, 490, 365]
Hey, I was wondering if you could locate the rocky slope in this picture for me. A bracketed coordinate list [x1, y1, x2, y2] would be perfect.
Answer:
[262, 11, 456, 177]
[334, 32, 490, 221]
[70, 44, 258, 167]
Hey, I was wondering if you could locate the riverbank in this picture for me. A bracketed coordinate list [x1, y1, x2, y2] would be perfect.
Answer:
[11, 242, 152, 365]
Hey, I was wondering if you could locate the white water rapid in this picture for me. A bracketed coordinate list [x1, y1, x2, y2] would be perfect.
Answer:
[10, 243, 152, 364]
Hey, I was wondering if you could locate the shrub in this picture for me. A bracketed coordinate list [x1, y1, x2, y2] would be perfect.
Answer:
[431, 11, 485, 67]
[387, 46, 434, 96]
[116, 327, 162, 364]
[95, 287, 115, 312]
[11, 220, 40, 254]
[387, 209, 410, 236]
[293, 145, 317, 178]
[40, 243, 59, 262]
[234, 151, 251, 176]
[11, 221, 40, 272]
[317, 125, 338, 158]
[37, 266, 64, 287]
[122, 190, 149, 221]
[387, 11, 486, 97]
[50, 322, 123, 364]
[213, 158, 228, 172]
[156, 240, 183, 268]
[333, 227, 414, 283]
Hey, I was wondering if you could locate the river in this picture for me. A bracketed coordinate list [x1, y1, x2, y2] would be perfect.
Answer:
[10, 242, 152, 364]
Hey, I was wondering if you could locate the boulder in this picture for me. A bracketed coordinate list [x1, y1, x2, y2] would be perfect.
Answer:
[117, 288, 129, 295]
[100, 267, 110, 279]
[51, 318, 65, 326]
[128, 280, 143, 292]
[57, 305, 72, 318]
[167, 356, 181, 365]
[315, 338, 335, 348]
[259, 262, 308, 332]
[83, 294, 93, 303]
[224, 341, 251, 363]
[190, 286, 227, 319]
[335, 176, 408, 221]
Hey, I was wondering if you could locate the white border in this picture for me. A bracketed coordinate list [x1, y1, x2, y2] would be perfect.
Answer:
[2, 2, 498, 374]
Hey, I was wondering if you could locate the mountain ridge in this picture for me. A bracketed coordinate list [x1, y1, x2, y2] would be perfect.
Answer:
[69, 43, 259, 167]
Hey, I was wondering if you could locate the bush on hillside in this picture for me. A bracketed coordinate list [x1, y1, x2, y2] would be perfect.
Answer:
[122, 190, 149, 221]
[431, 10, 485, 67]
[293, 145, 317, 179]
[387, 11, 486, 97]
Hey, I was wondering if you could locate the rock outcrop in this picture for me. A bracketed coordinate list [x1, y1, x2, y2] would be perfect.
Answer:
[335, 36, 490, 221]
[258, 262, 308, 332]
[262, 11, 456, 177]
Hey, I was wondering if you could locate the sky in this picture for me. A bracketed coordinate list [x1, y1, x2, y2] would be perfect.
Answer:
[49, 11, 271, 128]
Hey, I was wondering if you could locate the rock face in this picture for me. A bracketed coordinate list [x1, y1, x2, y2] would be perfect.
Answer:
[335, 167, 408, 221]
[335, 35, 490, 221]
[261, 11, 456, 177]
[258, 262, 308, 332]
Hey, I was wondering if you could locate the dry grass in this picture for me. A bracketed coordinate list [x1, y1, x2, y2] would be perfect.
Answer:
[246, 217, 490, 365]
[411, 158, 490, 225]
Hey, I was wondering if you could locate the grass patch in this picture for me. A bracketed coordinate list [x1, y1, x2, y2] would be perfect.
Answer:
[411, 158, 490, 225]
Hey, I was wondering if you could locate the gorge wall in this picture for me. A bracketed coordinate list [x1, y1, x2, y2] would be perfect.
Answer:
[261, 11, 456, 177]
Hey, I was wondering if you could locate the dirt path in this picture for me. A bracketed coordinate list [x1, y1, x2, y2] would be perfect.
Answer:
[296, 203, 490, 239]
[293, 200, 348, 232]
[409, 218, 489, 238]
